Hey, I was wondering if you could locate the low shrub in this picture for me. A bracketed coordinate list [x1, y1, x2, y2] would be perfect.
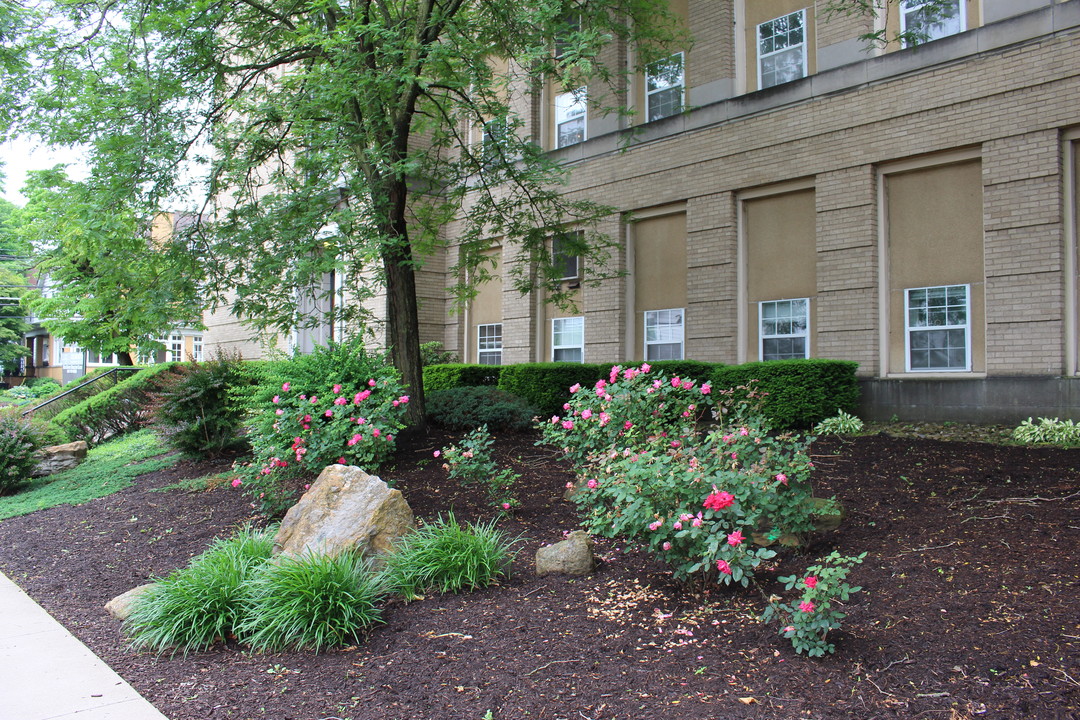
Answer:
[239, 551, 386, 652]
[3, 384, 33, 400]
[27, 378, 61, 397]
[420, 341, 458, 366]
[241, 340, 409, 514]
[711, 359, 859, 429]
[1012, 417, 1080, 446]
[155, 353, 249, 455]
[0, 413, 43, 494]
[124, 526, 276, 655]
[25, 367, 132, 421]
[813, 410, 864, 436]
[437, 425, 520, 509]
[50, 363, 184, 444]
[498, 362, 610, 416]
[423, 363, 501, 392]
[381, 514, 517, 600]
[762, 551, 866, 657]
[427, 386, 538, 431]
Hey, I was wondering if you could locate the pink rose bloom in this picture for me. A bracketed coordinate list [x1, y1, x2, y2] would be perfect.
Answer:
[302, 414, 312, 423]
[673, 521, 682, 530]
[551, 416, 560, 424]
[662, 542, 671, 551]
[299, 394, 307, 400]
[368, 379, 377, 387]
[566, 482, 574, 489]
[337, 457, 346, 464]
[563, 403, 571, 410]
[398, 395, 409, 404]
[372, 428, 381, 437]
[804, 576, 818, 589]
[671, 377, 681, 388]
[587, 478, 598, 489]
[569, 383, 581, 394]
[599, 412, 610, 426]
[701, 384, 711, 395]
[310, 396, 318, 404]
[783, 626, 795, 634]
[623, 368, 637, 381]
[275, 409, 284, 416]
[595, 386, 606, 397]
[461, 449, 472, 458]
[703, 491, 735, 511]
[282, 382, 290, 392]
[595, 379, 606, 390]
[671, 440, 681, 448]
[609, 366, 619, 383]
[231, 478, 243, 488]
[261, 467, 272, 475]
[641, 363, 651, 373]
[776, 473, 789, 485]
[333, 384, 342, 394]
[624, 420, 633, 430]
[739, 427, 749, 436]
[681, 380, 693, 390]
[691, 516, 703, 528]
[648, 520, 662, 531]
[561, 420, 574, 430]
[582, 408, 593, 420]
[392, 400, 399, 407]
[502, 503, 511, 510]
[324, 410, 333, 417]
[731, 452, 738, 460]
[347, 434, 362, 446]
[727, 530, 744, 546]
[799, 600, 815, 614]
[272, 395, 280, 404]
[716, 559, 732, 575]
[652, 379, 662, 389]
[433, 450, 441, 457]
[357, 417, 366, 424]
[334, 397, 348, 405]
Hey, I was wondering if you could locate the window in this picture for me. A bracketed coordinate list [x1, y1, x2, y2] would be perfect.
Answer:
[477, 323, 503, 365]
[552, 317, 584, 363]
[167, 333, 184, 363]
[555, 88, 587, 148]
[757, 10, 807, 89]
[645, 53, 684, 122]
[760, 298, 809, 361]
[900, 0, 963, 46]
[553, 13, 581, 61]
[87, 350, 117, 365]
[552, 231, 581, 281]
[192, 335, 204, 362]
[644, 309, 684, 361]
[481, 118, 506, 164]
[905, 285, 969, 371]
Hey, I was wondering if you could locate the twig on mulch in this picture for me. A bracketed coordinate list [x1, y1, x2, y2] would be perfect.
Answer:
[981, 492, 1080, 505]
[526, 659, 583, 676]
[899, 541, 957, 554]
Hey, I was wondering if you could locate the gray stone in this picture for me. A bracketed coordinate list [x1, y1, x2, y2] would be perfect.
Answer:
[535, 530, 595, 577]
[31, 441, 89, 477]
[105, 583, 156, 621]
[274, 465, 414, 562]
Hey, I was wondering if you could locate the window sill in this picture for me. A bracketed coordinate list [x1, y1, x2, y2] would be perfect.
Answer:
[882, 372, 987, 380]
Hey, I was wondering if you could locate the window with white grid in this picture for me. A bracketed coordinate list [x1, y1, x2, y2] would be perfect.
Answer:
[477, 323, 503, 365]
[760, 298, 809, 361]
[905, 285, 969, 371]
[555, 88, 586, 148]
[644, 309, 684, 361]
[645, 53, 684, 122]
[757, 10, 807, 89]
[552, 317, 584, 363]
[900, 0, 964, 47]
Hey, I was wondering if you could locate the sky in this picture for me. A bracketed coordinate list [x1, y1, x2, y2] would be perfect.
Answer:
[0, 138, 87, 206]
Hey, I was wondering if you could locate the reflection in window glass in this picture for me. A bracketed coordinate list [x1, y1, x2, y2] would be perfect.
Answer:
[758, 10, 807, 89]
[760, 298, 809, 360]
[646, 53, 684, 122]
[555, 88, 587, 148]
[906, 285, 969, 371]
[552, 317, 584, 363]
[645, 308, 684, 361]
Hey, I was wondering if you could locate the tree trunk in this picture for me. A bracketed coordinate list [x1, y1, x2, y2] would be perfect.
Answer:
[382, 181, 427, 430]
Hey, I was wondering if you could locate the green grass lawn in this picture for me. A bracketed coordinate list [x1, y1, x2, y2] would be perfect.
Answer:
[0, 429, 178, 520]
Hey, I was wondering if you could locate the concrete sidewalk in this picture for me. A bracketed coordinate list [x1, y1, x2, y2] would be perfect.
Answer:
[0, 571, 169, 720]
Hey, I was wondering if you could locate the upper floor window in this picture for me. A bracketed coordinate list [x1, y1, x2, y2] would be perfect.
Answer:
[552, 231, 581, 281]
[900, 0, 964, 46]
[645, 308, 684, 361]
[477, 323, 503, 365]
[905, 285, 969, 371]
[480, 118, 506, 164]
[645, 53, 684, 122]
[757, 10, 807, 89]
[760, 298, 809, 361]
[552, 316, 584, 363]
[555, 88, 587, 148]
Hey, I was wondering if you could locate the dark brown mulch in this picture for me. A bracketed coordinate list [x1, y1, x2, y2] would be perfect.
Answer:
[1, 429, 1078, 720]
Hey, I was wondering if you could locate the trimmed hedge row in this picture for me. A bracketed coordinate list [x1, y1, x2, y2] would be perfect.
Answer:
[425, 358, 859, 429]
[51, 363, 185, 444]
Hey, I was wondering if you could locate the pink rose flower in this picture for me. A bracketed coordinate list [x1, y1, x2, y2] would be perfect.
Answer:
[691, 516, 703, 528]
[640, 363, 651, 373]
[783, 625, 795, 634]
[337, 457, 346, 464]
[648, 520, 662, 531]
[662, 542, 671, 551]
[282, 382, 290, 392]
[776, 473, 789, 485]
[231, 478, 243, 488]
[671, 377, 681, 388]
[569, 383, 581, 394]
[372, 428, 381, 437]
[673, 521, 682, 530]
[368, 379, 377, 387]
[502, 502, 511, 510]
[623, 420, 633, 430]
[799, 600, 815, 614]
[398, 396, 409, 404]
[347, 433, 362, 446]
[700, 384, 711, 395]
[681, 380, 693, 390]
[433, 450, 441, 457]
[561, 420, 574, 430]
[324, 410, 333, 417]
[716, 559, 732, 575]
[333, 384, 342, 394]
[275, 409, 284, 416]
[727, 530, 744, 546]
[272, 395, 280, 404]
[703, 491, 735, 511]
[310, 396, 318, 404]
[587, 478, 598, 489]
[582, 408, 593, 420]
[334, 397, 348, 405]
[804, 576, 818, 589]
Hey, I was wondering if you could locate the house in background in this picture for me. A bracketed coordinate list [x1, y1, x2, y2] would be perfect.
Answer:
[202, 0, 1080, 423]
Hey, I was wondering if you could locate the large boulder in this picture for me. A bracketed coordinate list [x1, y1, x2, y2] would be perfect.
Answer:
[274, 465, 414, 562]
[535, 530, 595, 577]
[31, 441, 89, 478]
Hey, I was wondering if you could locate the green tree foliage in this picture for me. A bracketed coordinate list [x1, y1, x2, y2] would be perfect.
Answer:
[1, 0, 686, 425]
[822, 0, 962, 48]
[0, 198, 30, 374]
[17, 169, 203, 365]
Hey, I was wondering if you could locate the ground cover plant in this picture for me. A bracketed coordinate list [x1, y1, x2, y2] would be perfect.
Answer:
[0, 424, 1077, 719]
[0, 428, 176, 520]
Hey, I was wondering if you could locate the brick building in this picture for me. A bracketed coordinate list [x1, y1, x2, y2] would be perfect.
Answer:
[205, 0, 1080, 422]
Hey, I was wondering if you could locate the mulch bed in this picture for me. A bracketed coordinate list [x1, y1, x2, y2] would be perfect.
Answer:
[0, 429, 1078, 720]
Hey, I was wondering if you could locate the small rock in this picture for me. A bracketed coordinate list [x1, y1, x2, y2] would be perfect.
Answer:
[536, 530, 595, 577]
[105, 583, 156, 620]
[31, 441, 89, 477]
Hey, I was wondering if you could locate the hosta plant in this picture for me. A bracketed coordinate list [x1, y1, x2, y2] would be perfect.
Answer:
[812, 410, 864, 436]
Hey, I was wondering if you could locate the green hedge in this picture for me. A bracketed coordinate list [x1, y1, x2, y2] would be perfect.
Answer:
[51, 363, 185, 444]
[644, 360, 721, 383]
[497, 363, 610, 416]
[423, 364, 502, 392]
[710, 359, 860, 430]
[25, 367, 130, 421]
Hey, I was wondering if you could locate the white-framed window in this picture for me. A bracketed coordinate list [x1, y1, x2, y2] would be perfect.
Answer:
[552, 231, 581, 281]
[477, 323, 503, 365]
[555, 87, 587, 148]
[760, 298, 809, 361]
[87, 350, 118, 366]
[554, 12, 581, 61]
[757, 9, 807, 90]
[644, 308, 684, 361]
[192, 335, 204, 362]
[645, 52, 684, 122]
[900, 0, 964, 47]
[167, 333, 184, 363]
[905, 285, 970, 371]
[552, 316, 584, 363]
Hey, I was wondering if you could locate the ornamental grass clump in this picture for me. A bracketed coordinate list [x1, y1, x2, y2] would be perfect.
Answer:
[238, 551, 387, 653]
[381, 513, 517, 600]
[123, 525, 275, 655]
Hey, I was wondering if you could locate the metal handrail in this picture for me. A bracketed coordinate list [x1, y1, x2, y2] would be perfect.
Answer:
[20, 366, 142, 417]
